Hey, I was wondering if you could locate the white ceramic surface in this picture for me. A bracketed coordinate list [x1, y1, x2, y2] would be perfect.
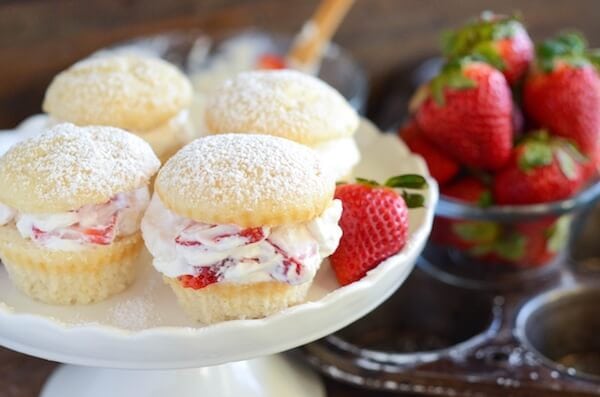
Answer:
[0, 118, 438, 369]
[41, 355, 325, 397]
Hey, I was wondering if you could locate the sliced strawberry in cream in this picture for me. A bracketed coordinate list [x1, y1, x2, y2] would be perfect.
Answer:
[13, 187, 150, 251]
[179, 267, 220, 289]
[175, 224, 268, 250]
[79, 213, 118, 245]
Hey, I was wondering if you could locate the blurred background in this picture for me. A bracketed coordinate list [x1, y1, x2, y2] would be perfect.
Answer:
[1, 0, 598, 128]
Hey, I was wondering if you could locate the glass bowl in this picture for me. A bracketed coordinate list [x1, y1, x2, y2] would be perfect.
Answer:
[419, 180, 600, 290]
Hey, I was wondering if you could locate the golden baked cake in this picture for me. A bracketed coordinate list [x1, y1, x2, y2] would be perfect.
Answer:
[0, 123, 160, 304]
[204, 69, 361, 180]
[42, 54, 194, 163]
[141, 133, 343, 323]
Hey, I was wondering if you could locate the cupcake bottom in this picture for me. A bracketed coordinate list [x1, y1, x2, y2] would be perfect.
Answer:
[0, 225, 143, 305]
[164, 277, 313, 324]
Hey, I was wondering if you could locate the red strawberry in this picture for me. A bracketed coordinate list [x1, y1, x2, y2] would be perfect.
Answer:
[413, 59, 513, 170]
[257, 53, 286, 70]
[330, 175, 427, 285]
[398, 120, 459, 185]
[442, 176, 492, 205]
[523, 33, 600, 156]
[493, 132, 586, 205]
[179, 267, 219, 289]
[443, 13, 534, 85]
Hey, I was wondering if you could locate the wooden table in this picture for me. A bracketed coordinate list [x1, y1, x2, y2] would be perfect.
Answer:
[1, 1, 600, 396]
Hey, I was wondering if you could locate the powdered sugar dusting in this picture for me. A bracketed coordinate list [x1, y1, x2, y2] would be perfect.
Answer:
[157, 133, 334, 224]
[205, 70, 359, 145]
[0, 123, 160, 213]
[107, 276, 162, 330]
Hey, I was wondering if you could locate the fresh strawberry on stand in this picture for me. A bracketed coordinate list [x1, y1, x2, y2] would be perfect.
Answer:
[330, 175, 427, 285]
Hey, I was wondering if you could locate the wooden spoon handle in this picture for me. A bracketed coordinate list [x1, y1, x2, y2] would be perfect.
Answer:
[287, 0, 355, 73]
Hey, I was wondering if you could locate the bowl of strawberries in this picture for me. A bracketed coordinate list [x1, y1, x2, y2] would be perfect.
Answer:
[399, 12, 600, 288]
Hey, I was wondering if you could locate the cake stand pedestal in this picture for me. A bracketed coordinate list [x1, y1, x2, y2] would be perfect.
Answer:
[41, 355, 323, 397]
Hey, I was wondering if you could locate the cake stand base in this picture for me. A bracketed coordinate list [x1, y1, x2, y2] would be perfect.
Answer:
[40, 354, 324, 397]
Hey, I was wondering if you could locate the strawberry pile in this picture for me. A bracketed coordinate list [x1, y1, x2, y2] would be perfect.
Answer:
[400, 13, 600, 268]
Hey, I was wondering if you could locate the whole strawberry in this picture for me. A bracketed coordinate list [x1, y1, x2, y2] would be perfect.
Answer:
[330, 175, 427, 285]
[443, 12, 534, 85]
[493, 132, 586, 205]
[413, 59, 513, 170]
[523, 33, 600, 156]
[399, 120, 459, 185]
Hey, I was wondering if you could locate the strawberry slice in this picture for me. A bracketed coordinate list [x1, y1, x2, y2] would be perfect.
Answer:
[238, 227, 266, 244]
[80, 213, 117, 245]
[268, 239, 302, 279]
[179, 267, 220, 289]
[175, 226, 266, 247]
[257, 53, 286, 70]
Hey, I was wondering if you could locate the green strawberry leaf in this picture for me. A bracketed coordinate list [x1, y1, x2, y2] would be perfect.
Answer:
[493, 232, 526, 261]
[478, 190, 493, 208]
[555, 147, 579, 180]
[471, 42, 506, 70]
[402, 191, 426, 208]
[518, 141, 553, 172]
[429, 59, 477, 106]
[385, 174, 428, 189]
[546, 215, 571, 253]
[452, 221, 500, 243]
[587, 48, 600, 71]
[355, 177, 379, 187]
[442, 13, 519, 57]
[536, 32, 590, 72]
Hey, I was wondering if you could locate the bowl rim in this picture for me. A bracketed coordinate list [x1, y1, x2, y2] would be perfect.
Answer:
[436, 179, 600, 221]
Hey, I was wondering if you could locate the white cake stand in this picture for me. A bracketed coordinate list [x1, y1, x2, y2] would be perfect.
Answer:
[0, 120, 437, 397]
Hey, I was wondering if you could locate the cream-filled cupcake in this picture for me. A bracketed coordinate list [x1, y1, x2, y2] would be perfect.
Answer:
[141, 134, 342, 323]
[0, 123, 160, 304]
[204, 69, 361, 180]
[42, 54, 194, 163]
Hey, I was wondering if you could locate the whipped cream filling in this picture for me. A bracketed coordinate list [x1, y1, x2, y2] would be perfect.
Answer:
[0, 187, 150, 251]
[141, 194, 343, 286]
[312, 137, 361, 181]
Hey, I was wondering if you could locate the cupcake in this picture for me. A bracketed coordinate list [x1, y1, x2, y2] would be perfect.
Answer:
[0, 123, 160, 304]
[204, 69, 360, 180]
[141, 133, 342, 323]
[42, 54, 194, 163]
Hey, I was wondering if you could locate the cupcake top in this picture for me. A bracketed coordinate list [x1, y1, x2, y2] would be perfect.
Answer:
[42, 55, 193, 132]
[204, 70, 359, 145]
[0, 123, 160, 213]
[155, 133, 335, 227]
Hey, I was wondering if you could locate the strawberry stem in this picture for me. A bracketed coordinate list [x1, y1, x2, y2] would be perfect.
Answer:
[355, 177, 380, 187]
